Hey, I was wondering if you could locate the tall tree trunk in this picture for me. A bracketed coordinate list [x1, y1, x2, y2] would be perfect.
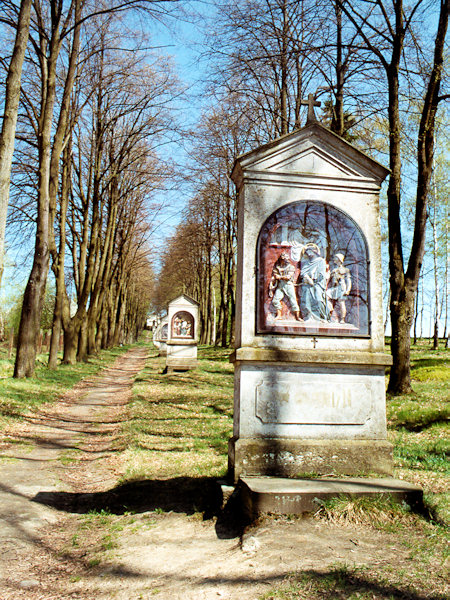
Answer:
[388, 0, 447, 391]
[49, 142, 71, 368]
[413, 282, 419, 345]
[14, 50, 59, 377]
[0, 0, 32, 289]
[14, 0, 64, 377]
[63, 320, 80, 364]
[77, 319, 88, 362]
[47, 0, 81, 368]
[279, 0, 289, 135]
[331, 1, 345, 136]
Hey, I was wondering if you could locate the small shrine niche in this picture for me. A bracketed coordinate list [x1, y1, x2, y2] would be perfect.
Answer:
[257, 200, 369, 337]
[166, 294, 199, 372]
[152, 318, 168, 356]
[171, 311, 195, 339]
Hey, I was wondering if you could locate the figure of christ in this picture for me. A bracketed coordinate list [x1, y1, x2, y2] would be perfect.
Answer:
[173, 317, 182, 336]
[327, 253, 352, 323]
[268, 251, 303, 321]
[299, 243, 329, 322]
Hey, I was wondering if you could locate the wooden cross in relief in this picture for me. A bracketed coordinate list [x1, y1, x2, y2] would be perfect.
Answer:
[301, 93, 321, 124]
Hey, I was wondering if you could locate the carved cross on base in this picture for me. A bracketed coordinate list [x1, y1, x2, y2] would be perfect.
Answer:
[301, 93, 321, 124]
[311, 336, 318, 348]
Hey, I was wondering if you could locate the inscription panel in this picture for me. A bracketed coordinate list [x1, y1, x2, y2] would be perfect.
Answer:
[255, 377, 372, 425]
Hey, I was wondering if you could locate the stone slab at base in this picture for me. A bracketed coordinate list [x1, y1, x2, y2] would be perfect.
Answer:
[239, 476, 423, 519]
[166, 357, 198, 372]
[228, 437, 393, 483]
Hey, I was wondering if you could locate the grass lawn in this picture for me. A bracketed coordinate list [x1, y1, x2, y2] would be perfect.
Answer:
[120, 345, 234, 482]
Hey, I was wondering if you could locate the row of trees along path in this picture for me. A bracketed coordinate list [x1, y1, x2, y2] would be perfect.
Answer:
[0, 0, 448, 394]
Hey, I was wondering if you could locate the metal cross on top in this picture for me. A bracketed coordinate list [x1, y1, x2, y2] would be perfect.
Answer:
[301, 93, 321, 124]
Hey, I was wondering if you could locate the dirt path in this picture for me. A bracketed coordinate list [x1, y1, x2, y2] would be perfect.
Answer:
[0, 347, 148, 599]
[0, 348, 436, 600]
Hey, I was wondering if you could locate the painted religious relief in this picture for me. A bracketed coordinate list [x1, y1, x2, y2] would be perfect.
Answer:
[171, 311, 194, 339]
[257, 200, 370, 336]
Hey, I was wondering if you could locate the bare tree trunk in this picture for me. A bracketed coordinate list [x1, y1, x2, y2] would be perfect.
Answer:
[443, 200, 449, 344]
[63, 321, 79, 365]
[0, 0, 32, 290]
[386, 57, 413, 393]
[337, 0, 448, 394]
[49, 142, 72, 368]
[331, 0, 345, 137]
[431, 153, 440, 350]
[14, 1, 63, 378]
[388, 0, 447, 392]
[413, 281, 419, 345]
[77, 319, 88, 362]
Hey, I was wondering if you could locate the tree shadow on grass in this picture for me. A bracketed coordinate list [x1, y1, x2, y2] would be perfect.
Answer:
[288, 567, 448, 600]
[391, 412, 449, 431]
[32, 476, 248, 539]
[411, 357, 449, 370]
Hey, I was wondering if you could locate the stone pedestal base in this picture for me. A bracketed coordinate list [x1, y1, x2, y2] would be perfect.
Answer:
[166, 358, 198, 372]
[228, 437, 393, 483]
[239, 476, 422, 519]
[166, 340, 198, 371]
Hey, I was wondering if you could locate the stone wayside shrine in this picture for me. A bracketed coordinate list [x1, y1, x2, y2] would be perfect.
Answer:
[165, 294, 199, 372]
[229, 101, 422, 516]
[152, 317, 168, 356]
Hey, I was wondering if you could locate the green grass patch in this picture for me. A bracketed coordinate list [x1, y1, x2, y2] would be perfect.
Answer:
[387, 381, 449, 430]
[384, 342, 449, 528]
[392, 427, 449, 473]
[121, 346, 234, 482]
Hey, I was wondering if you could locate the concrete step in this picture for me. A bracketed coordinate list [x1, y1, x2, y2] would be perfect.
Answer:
[239, 476, 423, 519]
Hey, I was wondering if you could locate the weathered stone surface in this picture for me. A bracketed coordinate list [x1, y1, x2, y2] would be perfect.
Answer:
[229, 121, 395, 492]
[231, 347, 393, 366]
[239, 476, 423, 518]
[234, 363, 389, 439]
[166, 357, 198, 370]
[229, 438, 394, 482]
[152, 317, 168, 355]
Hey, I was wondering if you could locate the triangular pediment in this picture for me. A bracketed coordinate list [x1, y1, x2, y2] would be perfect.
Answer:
[232, 122, 389, 185]
[254, 142, 362, 178]
[168, 293, 199, 308]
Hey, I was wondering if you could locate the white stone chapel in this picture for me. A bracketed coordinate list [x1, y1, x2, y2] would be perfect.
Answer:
[229, 116, 394, 483]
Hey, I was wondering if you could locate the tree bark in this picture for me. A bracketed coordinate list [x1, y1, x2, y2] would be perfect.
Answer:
[331, 1, 345, 137]
[0, 0, 32, 289]
[14, 15, 61, 377]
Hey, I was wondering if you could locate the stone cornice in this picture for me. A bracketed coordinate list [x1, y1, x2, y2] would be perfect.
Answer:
[231, 347, 393, 366]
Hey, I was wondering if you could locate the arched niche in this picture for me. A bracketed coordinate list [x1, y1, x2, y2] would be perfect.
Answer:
[171, 311, 194, 339]
[256, 200, 370, 337]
